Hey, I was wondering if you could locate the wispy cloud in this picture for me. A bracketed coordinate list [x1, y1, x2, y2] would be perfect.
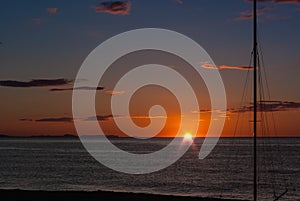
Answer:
[49, 87, 124, 95]
[232, 100, 300, 113]
[239, 0, 299, 21]
[200, 62, 218, 69]
[104, 90, 125, 95]
[0, 79, 72, 88]
[20, 117, 73, 123]
[19, 118, 33, 122]
[86, 115, 114, 121]
[50, 86, 104, 92]
[192, 109, 230, 119]
[85, 114, 166, 121]
[246, 0, 300, 5]
[236, 6, 272, 21]
[192, 109, 227, 114]
[201, 62, 254, 71]
[47, 7, 58, 14]
[36, 117, 73, 123]
[219, 65, 254, 70]
[95, 1, 131, 15]
[193, 100, 300, 115]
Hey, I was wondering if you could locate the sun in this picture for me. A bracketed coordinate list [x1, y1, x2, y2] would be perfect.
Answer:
[184, 132, 193, 141]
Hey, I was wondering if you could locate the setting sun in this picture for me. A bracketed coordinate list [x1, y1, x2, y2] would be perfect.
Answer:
[184, 133, 193, 140]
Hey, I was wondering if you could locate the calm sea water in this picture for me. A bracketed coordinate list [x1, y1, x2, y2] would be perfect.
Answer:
[0, 137, 299, 201]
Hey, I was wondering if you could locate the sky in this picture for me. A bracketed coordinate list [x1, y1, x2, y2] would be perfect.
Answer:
[0, 0, 299, 137]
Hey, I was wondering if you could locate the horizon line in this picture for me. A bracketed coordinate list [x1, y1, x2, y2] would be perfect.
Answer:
[0, 134, 299, 138]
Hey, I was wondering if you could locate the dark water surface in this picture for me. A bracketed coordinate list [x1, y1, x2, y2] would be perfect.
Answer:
[0, 137, 299, 200]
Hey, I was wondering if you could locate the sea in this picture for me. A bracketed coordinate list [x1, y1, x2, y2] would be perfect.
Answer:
[0, 137, 299, 201]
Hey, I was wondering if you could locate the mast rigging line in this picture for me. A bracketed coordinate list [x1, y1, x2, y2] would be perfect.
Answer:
[253, 0, 258, 200]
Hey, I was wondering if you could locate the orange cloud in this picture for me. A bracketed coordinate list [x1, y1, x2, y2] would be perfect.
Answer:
[95, 1, 131, 15]
[105, 90, 125, 95]
[200, 62, 218, 69]
[47, 7, 58, 14]
[219, 65, 254, 70]
[200, 62, 254, 71]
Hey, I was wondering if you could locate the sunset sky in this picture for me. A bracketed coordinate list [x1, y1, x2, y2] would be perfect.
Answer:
[0, 0, 299, 137]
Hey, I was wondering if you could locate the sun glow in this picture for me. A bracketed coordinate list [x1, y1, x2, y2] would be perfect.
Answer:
[183, 132, 193, 141]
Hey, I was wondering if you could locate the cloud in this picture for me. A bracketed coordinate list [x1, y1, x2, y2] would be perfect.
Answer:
[192, 109, 224, 114]
[19, 118, 33, 122]
[47, 7, 58, 14]
[36, 117, 73, 122]
[232, 100, 300, 113]
[236, 6, 272, 21]
[0, 78, 72, 88]
[192, 109, 229, 114]
[240, 1, 299, 21]
[200, 62, 254, 71]
[95, 1, 131, 15]
[50, 86, 104, 92]
[19, 117, 73, 123]
[246, 0, 300, 5]
[86, 115, 114, 121]
[219, 65, 254, 70]
[200, 62, 218, 69]
[104, 90, 125, 95]
[32, 18, 42, 25]
[194, 100, 300, 114]
[50, 86, 124, 94]
[192, 100, 300, 119]
[192, 109, 230, 119]
[86, 114, 166, 121]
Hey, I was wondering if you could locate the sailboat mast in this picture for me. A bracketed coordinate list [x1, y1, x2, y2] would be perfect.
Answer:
[253, 0, 258, 200]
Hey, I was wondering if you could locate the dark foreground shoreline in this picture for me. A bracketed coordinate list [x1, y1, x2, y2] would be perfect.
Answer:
[0, 189, 247, 201]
